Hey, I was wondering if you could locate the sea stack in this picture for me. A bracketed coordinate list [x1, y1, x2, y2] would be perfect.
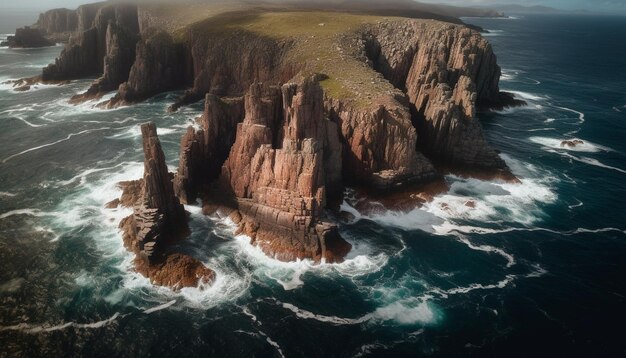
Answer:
[117, 122, 215, 289]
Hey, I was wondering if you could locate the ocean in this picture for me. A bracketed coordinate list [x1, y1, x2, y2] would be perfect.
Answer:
[1, 12, 625, 357]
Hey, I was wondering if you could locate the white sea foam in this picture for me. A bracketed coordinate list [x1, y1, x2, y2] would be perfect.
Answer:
[2, 127, 111, 163]
[530, 136, 612, 153]
[372, 300, 435, 325]
[508, 90, 546, 102]
[443, 275, 516, 295]
[0, 191, 16, 197]
[554, 105, 585, 124]
[0, 209, 58, 220]
[568, 199, 583, 210]
[108, 125, 178, 140]
[0, 313, 122, 334]
[232, 232, 388, 291]
[280, 298, 437, 326]
[11, 114, 45, 128]
[550, 150, 626, 175]
[143, 300, 177, 314]
[455, 235, 516, 267]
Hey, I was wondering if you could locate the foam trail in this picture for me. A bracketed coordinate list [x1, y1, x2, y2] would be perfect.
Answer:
[281, 302, 371, 325]
[281, 300, 436, 326]
[568, 199, 583, 210]
[0, 191, 16, 197]
[242, 306, 285, 357]
[444, 275, 516, 295]
[456, 235, 516, 268]
[435, 223, 626, 237]
[2, 127, 111, 163]
[0, 313, 122, 334]
[556, 151, 626, 174]
[143, 300, 176, 314]
[13, 116, 45, 128]
[0, 209, 57, 220]
[554, 105, 585, 123]
[260, 333, 285, 358]
[573, 227, 626, 235]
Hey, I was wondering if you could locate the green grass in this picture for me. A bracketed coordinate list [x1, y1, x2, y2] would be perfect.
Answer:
[146, 5, 419, 108]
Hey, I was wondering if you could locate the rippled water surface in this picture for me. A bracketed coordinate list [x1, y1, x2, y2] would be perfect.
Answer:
[1, 14, 625, 357]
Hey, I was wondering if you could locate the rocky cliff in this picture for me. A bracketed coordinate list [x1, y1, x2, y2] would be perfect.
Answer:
[14, 6, 524, 270]
[42, 3, 139, 99]
[116, 123, 215, 289]
[35, 8, 79, 42]
[106, 30, 184, 106]
[220, 77, 351, 262]
[361, 20, 515, 169]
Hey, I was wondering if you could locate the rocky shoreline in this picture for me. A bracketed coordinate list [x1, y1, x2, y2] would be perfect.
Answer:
[8, 2, 526, 289]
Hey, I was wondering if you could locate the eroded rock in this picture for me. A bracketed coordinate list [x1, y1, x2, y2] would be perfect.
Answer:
[115, 122, 214, 290]
[220, 77, 351, 263]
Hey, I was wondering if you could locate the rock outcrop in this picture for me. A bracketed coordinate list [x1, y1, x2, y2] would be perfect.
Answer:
[1, 27, 55, 48]
[42, 4, 139, 87]
[324, 96, 438, 190]
[219, 77, 351, 263]
[361, 20, 514, 169]
[173, 94, 244, 204]
[35, 8, 79, 42]
[106, 30, 185, 107]
[116, 122, 214, 289]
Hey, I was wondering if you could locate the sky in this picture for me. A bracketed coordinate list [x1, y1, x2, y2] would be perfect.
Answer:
[1, 0, 625, 14]
[420, 0, 626, 13]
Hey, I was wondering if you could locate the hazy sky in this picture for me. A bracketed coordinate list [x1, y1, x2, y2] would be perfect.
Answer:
[1, 0, 625, 13]
[420, 0, 626, 13]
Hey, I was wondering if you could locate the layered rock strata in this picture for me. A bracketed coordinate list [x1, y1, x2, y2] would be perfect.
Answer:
[117, 122, 214, 289]
[219, 78, 351, 262]
[106, 30, 185, 107]
[173, 94, 244, 204]
[360, 21, 520, 169]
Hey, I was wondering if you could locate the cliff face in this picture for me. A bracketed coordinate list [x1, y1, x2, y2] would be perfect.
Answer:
[362, 21, 507, 169]
[108, 30, 185, 106]
[220, 78, 350, 262]
[324, 96, 437, 189]
[117, 123, 214, 289]
[110, 21, 297, 109]
[35, 8, 79, 42]
[42, 3, 139, 89]
[173, 94, 244, 204]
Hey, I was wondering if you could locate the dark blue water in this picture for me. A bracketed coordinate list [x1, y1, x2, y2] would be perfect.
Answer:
[1, 13, 625, 357]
